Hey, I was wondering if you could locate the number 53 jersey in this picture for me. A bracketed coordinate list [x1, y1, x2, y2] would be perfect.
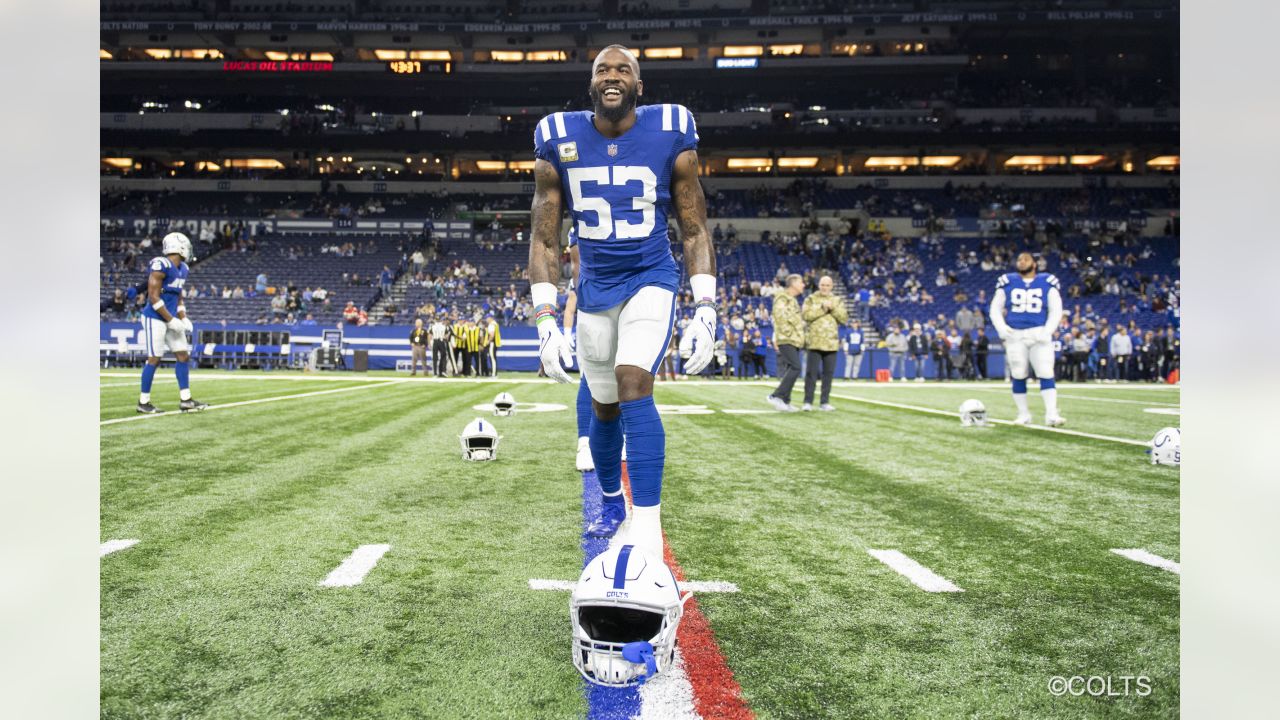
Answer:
[995, 272, 1061, 329]
[534, 104, 698, 313]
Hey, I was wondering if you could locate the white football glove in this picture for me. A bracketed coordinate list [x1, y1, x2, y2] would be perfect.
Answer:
[537, 321, 574, 383]
[565, 327, 577, 362]
[679, 306, 717, 375]
[181, 317, 194, 333]
[166, 317, 185, 333]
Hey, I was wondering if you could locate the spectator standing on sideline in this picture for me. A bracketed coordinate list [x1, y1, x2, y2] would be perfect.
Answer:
[766, 274, 806, 411]
[908, 323, 929, 383]
[409, 318, 430, 376]
[1095, 326, 1112, 382]
[976, 331, 990, 379]
[429, 314, 450, 376]
[1110, 326, 1133, 382]
[1070, 328, 1092, 382]
[751, 329, 768, 379]
[931, 331, 951, 381]
[886, 324, 908, 381]
[842, 319, 864, 380]
[959, 331, 975, 380]
[800, 275, 848, 410]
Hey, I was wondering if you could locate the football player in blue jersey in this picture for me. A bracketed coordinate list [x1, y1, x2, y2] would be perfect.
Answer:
[528, 45, 716, 557]
[989, 251, 1065, 426]
[137, 232, 208, 414]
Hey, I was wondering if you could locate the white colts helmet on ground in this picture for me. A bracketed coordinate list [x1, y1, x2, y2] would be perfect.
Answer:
[492, 392, 516, 417]
[1149, 427, 1180, 466]
[459, 417, 501, 461]
[162, 232, 190, 259]
[959, 399, 988, 427]
[571, 544, 691, 687]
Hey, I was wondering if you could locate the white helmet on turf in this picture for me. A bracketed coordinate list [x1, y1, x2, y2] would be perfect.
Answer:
[959, 399, 987, 427]
[1149, 427, 1180, 466]
[492, 392, 516, 417]
[162, 232, 190, 259]
[458, 417, 501, 461]
[571, 544, 691, 687]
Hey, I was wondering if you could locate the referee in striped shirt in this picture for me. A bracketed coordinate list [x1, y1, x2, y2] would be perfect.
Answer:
[429, 315, 450, 376]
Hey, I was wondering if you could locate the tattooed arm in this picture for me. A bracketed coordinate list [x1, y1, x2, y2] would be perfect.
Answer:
[671, 149, 715, 279]
[528, 157, 573, 382]
[672, 148, 719, 375]
[528, 158, 564, 286]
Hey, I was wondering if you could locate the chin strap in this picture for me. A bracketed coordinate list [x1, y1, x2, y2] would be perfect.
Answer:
[621, 641, 658, 684]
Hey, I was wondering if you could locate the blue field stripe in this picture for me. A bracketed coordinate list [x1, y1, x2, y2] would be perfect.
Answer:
[580, 470, 642, 719]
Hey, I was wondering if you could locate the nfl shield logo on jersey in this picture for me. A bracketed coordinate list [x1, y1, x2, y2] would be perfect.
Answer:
[607, 143, 619, 157]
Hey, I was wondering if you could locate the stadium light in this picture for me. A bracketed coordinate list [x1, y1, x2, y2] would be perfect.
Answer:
[475, 161, 508, 171]
[1005, 155, 1066, 167]
[101, 158, 133, 169]
[100, 49, 112, 60]
[723, 45, 764, 57]
[1070, 155, 1106, 165]
[1147, 155, 1180, 167]
[922, 156, 962, 167]
[374, 49, 408, 60]
[726, 158, 772, 169]
[410, 50, 451, 61]
[768, 44, 804, 56]
[643, 47, 683, 59]
[491, 51, 525, 62]
[777, 157, 820, 168]
[865, 156, 920, 168]
[527, 51, 567, 62]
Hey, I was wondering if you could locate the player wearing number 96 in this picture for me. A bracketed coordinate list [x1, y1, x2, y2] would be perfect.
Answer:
[527, 45, 716, 559]
[989, 251, 1066, 427]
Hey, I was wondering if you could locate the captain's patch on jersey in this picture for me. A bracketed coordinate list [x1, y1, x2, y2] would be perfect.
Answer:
[557, 141, 578, 162]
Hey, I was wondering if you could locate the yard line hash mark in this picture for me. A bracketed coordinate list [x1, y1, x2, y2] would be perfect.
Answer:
[1111, 548, 1180, 574]
[100, 539, 139, 557]
[319, 544, 392, 587]
[101, 380, 407, 426]
[867, 549, 964, 592]
[528, 578, 740, 593]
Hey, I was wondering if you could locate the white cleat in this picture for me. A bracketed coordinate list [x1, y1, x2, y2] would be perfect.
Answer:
[1013, 413, 1033, 426]
[576, 436, 595, 472]
[801, 403, 813, 412]
[1045, 414, 1067, 427]
[766, 394, 788, 411]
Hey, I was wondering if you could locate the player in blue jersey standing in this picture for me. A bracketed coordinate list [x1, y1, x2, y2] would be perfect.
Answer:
[989, 251, 1066, 426]
[528, 45, 716, 558]
[137, 232, 208, 414]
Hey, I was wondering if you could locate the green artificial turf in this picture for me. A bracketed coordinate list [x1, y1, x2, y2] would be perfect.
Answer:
[101, 371, 1179, 719]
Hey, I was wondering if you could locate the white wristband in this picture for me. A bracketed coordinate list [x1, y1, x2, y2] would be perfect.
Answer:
[152, 300, 166, 311]
[690, 274, 716, 302]
[531, 282, 558, 308]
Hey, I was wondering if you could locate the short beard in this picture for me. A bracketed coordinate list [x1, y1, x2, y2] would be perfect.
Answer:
[589, 84, 638, 123]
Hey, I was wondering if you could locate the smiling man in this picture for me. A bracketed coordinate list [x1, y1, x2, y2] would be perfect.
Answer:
[527, 45, 717, 558]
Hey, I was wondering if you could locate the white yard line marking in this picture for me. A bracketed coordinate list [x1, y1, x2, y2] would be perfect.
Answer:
[100, 380, 406, 426]
[721, 409, 776, 414]
[969, 386, 1180, 407]
[827, 392, 1150, 447]
[638, 647, 701, 720]
[528, 578, 739, 593]
[319, 544, 392, 587]
[101, 373, 385, 383]
[867, 549, 963, 592]
[100, 539, 139, 557]
[1111, 548, 1180, 574]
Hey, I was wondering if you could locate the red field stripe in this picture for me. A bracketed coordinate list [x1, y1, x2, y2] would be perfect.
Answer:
[622, 469, 755, 720]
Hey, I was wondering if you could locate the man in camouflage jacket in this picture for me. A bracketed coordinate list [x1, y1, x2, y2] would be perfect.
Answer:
[801, 275, 849, 410]
[766, 274, 806, 411]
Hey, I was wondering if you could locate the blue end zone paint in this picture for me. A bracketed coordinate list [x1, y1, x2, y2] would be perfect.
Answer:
[581, 470, 642, 719]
